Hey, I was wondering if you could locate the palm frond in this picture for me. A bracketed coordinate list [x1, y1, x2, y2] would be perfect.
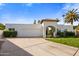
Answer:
[63, 9, 79, 25]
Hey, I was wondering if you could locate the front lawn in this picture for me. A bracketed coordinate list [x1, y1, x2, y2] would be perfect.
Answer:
[47, 38, 79, 48]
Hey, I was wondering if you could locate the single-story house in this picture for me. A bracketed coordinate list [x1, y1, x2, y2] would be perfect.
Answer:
[5, 19, 74, 38]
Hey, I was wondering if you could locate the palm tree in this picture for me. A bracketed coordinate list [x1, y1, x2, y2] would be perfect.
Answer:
[63, 9, 79, 25]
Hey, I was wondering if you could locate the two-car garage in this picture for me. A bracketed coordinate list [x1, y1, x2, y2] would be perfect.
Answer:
[6, 24, 43, 38]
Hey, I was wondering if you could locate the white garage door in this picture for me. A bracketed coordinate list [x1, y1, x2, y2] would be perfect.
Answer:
[6, 24, 43, 37]
[17, 29, 43, 37]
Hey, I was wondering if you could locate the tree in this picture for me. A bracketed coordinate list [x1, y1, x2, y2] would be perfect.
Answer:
[63, 9, 79, 25]
[0, 23, 5, 30]
[33, 20, 36, 24]
[38, 20, 41, 24]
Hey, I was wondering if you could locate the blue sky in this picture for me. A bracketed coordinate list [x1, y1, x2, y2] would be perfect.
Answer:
[0, 3, 79, 25]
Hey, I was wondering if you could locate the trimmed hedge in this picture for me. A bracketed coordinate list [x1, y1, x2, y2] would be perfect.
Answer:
[57, 31, 65, 37]
[3, 31, 17, 37]
[56, 30, 75, 37]
[65, 31, 75, 37]
[9, 28, 15, 31]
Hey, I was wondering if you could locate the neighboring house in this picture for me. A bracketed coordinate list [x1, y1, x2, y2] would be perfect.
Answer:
[5, 19, 73, 38]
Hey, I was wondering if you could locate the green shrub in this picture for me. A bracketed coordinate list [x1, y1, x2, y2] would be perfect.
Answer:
[9, 28, 15, 31]
[3, 31, 17, 37]
[65, 31, 75, 37]
[56, 30, 75, 37]
[0, 23, 5, 30]
[58, 32, 64, 37]
[56, 30, 64, 37]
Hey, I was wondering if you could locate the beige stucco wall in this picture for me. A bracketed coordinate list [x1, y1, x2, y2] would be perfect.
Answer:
[42, 22, 58, 38]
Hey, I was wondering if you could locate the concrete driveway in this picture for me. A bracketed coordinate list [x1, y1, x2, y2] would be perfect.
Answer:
[0, 38, 79, 56]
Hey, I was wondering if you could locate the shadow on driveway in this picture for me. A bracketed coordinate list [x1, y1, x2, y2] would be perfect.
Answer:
[0, 39, 33, 56]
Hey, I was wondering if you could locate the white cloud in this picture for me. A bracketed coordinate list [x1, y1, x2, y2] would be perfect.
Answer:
[63, 3, 79, 11]
[1, 14, 34, 24]
[63, 4, 72, 10]
[0, 3, 6, 9]
[0, 3, 5, 6]
[25, 3, 33, 7]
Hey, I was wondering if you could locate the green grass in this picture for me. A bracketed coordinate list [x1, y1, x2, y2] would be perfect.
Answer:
[47, 38, 79, 48]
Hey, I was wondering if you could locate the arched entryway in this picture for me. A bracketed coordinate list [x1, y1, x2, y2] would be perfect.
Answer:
[46, 26, 55, 38]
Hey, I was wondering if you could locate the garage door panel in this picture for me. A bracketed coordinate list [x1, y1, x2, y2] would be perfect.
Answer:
[17, 29, 43, 37]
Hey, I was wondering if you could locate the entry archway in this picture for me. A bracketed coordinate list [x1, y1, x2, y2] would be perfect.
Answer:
[46, 26, 55, 38]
